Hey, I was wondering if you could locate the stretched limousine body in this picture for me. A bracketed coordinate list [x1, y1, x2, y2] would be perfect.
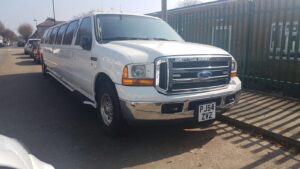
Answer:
[40, 12, 241, 135]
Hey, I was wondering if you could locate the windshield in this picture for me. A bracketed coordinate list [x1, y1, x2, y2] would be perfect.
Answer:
[32, 41, 40, 48]
[96, 15, 183, 42]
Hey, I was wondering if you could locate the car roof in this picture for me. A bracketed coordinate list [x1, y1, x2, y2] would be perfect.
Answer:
[47, 12, 161, 31]
[92, 12, 159, 20]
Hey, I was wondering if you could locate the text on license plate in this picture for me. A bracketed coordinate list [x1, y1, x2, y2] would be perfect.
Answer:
[198, 102, 216, 122]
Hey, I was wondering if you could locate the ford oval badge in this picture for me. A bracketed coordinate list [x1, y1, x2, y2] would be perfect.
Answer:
[197, 70, 213, 80]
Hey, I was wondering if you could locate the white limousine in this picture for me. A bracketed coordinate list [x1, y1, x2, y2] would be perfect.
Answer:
[40, 12, 241, 135]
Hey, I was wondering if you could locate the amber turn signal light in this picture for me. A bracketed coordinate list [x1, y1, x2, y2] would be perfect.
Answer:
[231, 72, 237, 78]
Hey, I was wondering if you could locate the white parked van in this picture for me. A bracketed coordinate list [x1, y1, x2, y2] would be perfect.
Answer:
[41, 12, 241, 135]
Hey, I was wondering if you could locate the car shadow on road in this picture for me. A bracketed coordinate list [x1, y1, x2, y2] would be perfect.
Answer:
[16, 56, 32, 59]
[12, 53, 26, 56]
[15, 60, 37, 66]
[0, 72, 217, 169]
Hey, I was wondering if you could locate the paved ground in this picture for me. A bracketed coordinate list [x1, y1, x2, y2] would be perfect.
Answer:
[0, 48, 300, 169]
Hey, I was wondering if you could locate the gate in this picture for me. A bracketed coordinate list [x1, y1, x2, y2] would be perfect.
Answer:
[150, 0, 300, 98]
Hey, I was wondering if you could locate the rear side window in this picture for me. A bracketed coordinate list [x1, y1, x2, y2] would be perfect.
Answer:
[45, 28, 53, 44]
[41, 30, 48, 44]
[75, 17, 92, 46]
[63, 20, 79, 45]
[49, 27, 59, 44]
[55, 24, 68, 45]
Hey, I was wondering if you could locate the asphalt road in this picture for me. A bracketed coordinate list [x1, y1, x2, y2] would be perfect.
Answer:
[0, 48, 299, 169]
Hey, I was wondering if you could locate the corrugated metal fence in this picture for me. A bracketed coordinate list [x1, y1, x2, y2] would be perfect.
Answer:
[150, 0, 300, 98]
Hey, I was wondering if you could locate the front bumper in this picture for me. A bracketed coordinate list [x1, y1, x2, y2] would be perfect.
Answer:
[118, 77, 241, 121]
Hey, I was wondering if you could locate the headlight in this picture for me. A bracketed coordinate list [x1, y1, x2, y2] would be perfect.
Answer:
[231, 60, 237, 72]
[231, 59, 237, 77]
[128, 64, 154, 79]
[122, 63, 154, 86]
[131, 65, 146, 78]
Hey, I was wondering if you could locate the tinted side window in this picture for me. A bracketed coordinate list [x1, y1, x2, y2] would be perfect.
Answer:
[45, 28, 53, 44]
[63, 20, 79, 45]
[49, 27, 59, 44]
[75, 17, 92, 46]
[55, 24, 68, 45]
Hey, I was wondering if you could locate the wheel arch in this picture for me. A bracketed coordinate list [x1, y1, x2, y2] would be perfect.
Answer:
[94, 72, 114, 102]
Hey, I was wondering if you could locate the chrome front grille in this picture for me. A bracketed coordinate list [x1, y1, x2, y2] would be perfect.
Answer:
[155, 55, 232, 94]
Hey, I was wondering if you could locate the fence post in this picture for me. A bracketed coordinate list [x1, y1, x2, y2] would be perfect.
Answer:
[243, 0, 255, 87]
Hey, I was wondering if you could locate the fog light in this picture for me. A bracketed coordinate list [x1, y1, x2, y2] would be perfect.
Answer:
[161, 103, 183, 114]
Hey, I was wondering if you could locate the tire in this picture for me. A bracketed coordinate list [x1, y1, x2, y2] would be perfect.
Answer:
[97, 81, 128, 136]
[41, 56, 48, 76]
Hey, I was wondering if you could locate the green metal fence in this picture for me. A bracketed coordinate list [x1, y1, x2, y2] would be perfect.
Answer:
[150, 0, 300, 98]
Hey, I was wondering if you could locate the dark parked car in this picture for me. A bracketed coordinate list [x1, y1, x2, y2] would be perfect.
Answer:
[17, 40, 26, 47]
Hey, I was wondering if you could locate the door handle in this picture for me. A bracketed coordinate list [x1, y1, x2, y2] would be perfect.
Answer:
[90, 57, 98, 61]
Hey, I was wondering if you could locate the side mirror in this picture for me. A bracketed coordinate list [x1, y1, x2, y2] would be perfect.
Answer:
[80, 36, 92, 50]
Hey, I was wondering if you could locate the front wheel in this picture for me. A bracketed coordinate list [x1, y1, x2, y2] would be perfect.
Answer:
[97, 82, 128, 136]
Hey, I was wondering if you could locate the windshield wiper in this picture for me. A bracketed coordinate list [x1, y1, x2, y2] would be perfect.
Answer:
[102, 37, 177, 42]
[150, 38, 175, 41]
[102, 37, 150, 41]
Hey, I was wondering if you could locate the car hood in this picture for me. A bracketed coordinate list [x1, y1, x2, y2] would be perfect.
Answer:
[104, 40, 230, 63]
[0, 135, 54, 169]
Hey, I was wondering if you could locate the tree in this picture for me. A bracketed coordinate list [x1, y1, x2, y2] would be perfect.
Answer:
[178, 0, 203, 7]
[0, 22, 17, 42]
[18, 23, 33, 41]
[0, 21, 5, 35]
[2, 29, 16, 41]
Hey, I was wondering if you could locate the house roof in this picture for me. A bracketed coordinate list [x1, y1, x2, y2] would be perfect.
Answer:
[30, 18, 64, 39]
[37, 18, 64, 27]
[30, 31, 38, 39]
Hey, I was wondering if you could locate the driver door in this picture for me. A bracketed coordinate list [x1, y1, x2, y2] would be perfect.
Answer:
[71, 16, 95, 96]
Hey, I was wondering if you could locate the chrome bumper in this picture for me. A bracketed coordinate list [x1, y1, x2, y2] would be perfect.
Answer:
[120, 91, 241, 121]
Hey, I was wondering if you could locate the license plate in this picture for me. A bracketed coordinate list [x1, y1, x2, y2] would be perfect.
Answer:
[198, 102, 216, 122]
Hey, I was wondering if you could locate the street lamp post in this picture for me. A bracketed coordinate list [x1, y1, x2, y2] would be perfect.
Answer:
[162, 0, 167, 21]
[33, 19, 38, 27]
[52, 0, 56, 21]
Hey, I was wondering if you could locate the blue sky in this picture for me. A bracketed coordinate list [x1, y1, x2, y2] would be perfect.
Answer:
[0, 0, 214, 34]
